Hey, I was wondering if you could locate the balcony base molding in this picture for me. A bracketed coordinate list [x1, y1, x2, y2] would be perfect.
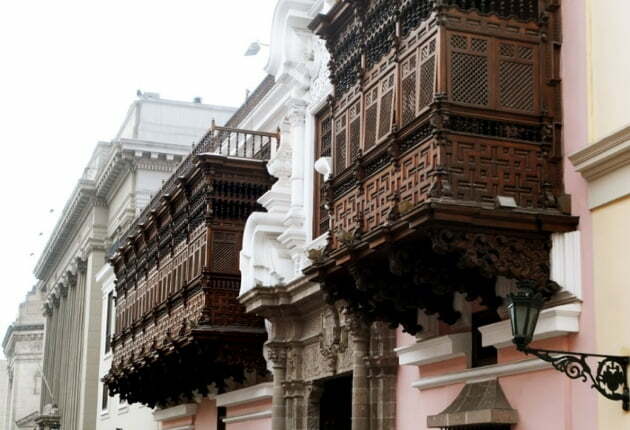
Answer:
[153, 403, 198, 422]
[412, 358, 553, 391]
[395, 333, 471, 367]
[479, 303, 581, 349]
[215, 382, 273, 408]
[222, 410, 272, 424]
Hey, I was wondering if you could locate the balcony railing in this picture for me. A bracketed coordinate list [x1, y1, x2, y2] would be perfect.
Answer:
[108, 124, 279, 257]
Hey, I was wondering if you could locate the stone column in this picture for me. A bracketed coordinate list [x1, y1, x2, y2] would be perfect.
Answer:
[349, 317, 369, 430]
[268, 343, 288, 430]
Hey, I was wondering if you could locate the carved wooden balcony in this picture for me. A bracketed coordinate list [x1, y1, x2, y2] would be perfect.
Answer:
[307, 0, 576, 334]
[103, 126, 278, 408]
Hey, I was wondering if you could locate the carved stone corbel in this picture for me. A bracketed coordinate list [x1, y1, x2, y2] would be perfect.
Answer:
[76, 257, 87, 275]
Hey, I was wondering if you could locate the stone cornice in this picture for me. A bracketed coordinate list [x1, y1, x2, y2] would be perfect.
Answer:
[239, 274, 323, 317]
[34, 180, 97, 280]
[35, 139, 190, 281]
[2, 323, 44, 350]
[570, 124, 630, 181]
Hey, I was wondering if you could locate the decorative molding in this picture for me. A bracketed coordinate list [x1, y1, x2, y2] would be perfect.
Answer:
[551, 231, 582, 299]
[153, 403, 198, 422]
[570, 124, 630, 181]
[215, 382, 273, 408]
[412, 359, 553, 391]
[395, 333, 472, 367]
[479, 303, 581, 349]
[222, 410, 272, 424]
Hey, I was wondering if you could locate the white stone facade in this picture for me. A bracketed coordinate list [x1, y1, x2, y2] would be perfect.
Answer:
[1, 288, 46, 430]
[34, 94, 235, 430]
[239, 0, 333, 297]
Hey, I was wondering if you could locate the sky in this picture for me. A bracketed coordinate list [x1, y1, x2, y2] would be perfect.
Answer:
[0, 0, 278, 357]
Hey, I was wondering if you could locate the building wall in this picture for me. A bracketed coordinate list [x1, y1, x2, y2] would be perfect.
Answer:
[2, 289, 46, 430]
[568, 0, 630, 427]
[592, 195, 630, 428]
[587, 0, 630, 144]
[95, 264, 158, 430]
[0, 360, 7, 430]
[36, 95, 235, 430]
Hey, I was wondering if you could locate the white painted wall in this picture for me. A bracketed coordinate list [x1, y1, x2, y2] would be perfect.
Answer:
[239, 0, 333, 296]
[116, 95, 236, 146]
[95, 264, 158, 430]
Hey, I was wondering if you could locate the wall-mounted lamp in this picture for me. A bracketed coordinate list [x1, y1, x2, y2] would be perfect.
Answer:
[508, 282, 630, 411]
[244, 41, 270, 57]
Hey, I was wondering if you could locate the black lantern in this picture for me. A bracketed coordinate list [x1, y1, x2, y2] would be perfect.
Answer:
[506, 282, 544, 350]
[507, 281, 630, 411]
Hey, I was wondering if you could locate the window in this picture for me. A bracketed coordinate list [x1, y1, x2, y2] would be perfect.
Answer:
[102, 383, 109, 411]
[105, 292, 114, 354]
[314, 107, 332, 238]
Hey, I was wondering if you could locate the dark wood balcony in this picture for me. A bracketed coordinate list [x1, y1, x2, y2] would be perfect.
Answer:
[307, 0, 575, 334]
[103, 126, 278, 408]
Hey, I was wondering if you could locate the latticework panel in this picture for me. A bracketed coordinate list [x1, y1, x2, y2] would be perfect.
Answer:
[320, 115, 332, 157]
[378, 74, 396, 140]
[401, 54, 417, 126]
[335, 114, 348, 174]
[212, 231, 238, 273]
[451, 40, 489, 106]
[349, 102, 362, 162]
[498, 41, 536, 112]
[419, 54, 436, 109]
[364, 87, 379, 150]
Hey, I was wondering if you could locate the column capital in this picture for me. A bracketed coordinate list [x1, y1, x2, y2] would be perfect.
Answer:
[266, 342, 288, 369]
[285, 99, 308, 127]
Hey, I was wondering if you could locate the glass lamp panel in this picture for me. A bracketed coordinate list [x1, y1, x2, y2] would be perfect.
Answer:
[514, 302, 531, 340]
[525, 304, 541, 341]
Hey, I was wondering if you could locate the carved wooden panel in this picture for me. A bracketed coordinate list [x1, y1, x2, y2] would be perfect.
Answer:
[362, 167, 394, 231]
[446, 135, 545, 208]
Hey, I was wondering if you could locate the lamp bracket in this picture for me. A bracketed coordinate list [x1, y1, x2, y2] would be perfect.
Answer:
[522, 347, 630, 411]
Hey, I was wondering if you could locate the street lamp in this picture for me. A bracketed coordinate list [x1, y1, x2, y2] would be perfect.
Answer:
[508, 281, 630, 411]
[244, 41, 270, 57]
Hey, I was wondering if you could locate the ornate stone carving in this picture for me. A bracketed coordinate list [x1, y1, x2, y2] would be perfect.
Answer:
[267, 343, 288, 369]
[76, 257, 87, 274]
[319, 305, 347, 375]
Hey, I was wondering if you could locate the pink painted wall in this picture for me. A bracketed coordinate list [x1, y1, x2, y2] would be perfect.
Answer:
[226, 399, 271, 418]
[561, 0, 598, 428]
[161, 416, 194, 429]
[225, 399, 271, 430]
[196, 398, 219, 430]
[227, 417, 271, 430]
